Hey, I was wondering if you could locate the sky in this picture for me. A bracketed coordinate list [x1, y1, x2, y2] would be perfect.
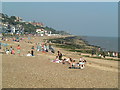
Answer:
[2, 2, 118, 37]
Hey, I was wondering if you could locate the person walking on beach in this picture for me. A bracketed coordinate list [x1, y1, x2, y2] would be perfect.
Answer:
[31, 46, 34, 56]
[31, 46, 34, 50]
[49, 44, 55, 53]
[9, 46, 13, 54]
[0, 41, 1, 49]
[17, 45, 21, 56]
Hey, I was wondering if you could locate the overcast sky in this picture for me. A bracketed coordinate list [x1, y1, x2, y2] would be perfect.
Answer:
[2, 2, 118, 37]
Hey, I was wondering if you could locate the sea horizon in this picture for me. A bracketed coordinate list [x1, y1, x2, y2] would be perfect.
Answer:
[79, 35, 118, 52]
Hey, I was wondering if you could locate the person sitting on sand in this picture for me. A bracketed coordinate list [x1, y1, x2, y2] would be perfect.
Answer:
[36, 43, 41, 51]
[11, 48, 15, 55]
[27, 51, 32, 56]
[50, 46, 55, 53]
[65, 57, 72, 64]
[62, 58, 66, 64]
[77, 57, 86, 69]
[79, 57, 86, 62]
[5, 48, 9, 55]
[68, 58, 76, 67]
[78, 60, 85, 69]
[57, 51, 62, 60]
[31, 46, 34, 50]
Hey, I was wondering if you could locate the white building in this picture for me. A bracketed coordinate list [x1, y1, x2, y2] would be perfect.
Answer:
[47, 31, 52, 36]
[11, 26, 16, 34]
[36, 29, 52, 36]
[36, 29, 44, 36]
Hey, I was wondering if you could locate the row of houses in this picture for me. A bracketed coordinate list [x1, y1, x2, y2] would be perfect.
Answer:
[1, 23, 24, 35]
[1, 14, 60, 36]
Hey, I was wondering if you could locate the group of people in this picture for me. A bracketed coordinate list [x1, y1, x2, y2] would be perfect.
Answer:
[26, 41, 55, 56]
[0, 35, 56, 57]
[91, 48, 119, 58]
[36, 42, 55, 53]
[4, 45, 21, 56]
[52, 51, 87, 69]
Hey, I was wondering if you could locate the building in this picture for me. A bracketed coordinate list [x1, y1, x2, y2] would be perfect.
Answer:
[36, 29, 52, 36]
[31, 22, 44, 27]
[15, 16, 22, 22]
[36, 29, 44, 36]
[10, 26, 16, 34]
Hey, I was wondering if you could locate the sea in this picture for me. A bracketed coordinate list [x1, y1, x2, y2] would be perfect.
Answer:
[81, 36, 118, 52]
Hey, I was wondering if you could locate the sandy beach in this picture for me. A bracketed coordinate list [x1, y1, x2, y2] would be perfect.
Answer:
[1, 36, 119, 88]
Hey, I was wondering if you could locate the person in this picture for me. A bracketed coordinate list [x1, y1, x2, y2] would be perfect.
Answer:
[9, 46, 13, 54]
[27, 51, 32, 56]
[68, 58, 74, 67]
[17, 45, 21, 56]
[41, 43, 45, 52]
[62, 58, 66, 64]
[31, 50, 34, 56]
[71, 60, 77, 67]
[5, 48, 9, 55]
[36, 43, 40, 51]
[79, 57, 86, 62]
[107, 51, 110, 57]
[91, 49, 94, 56]
[68, 58, 80, 69]
[50, 46, 55, 53]
[44, 44, 48, 52]
[102, 52, 106, 58]
[49, 44, 55, 53]
[78, 60, 85, 69]
[57, 51, 62, 60]
[112, 52, 115, 57]
[46, 43, 49, 52]
[115, 52, 118, 57]
[11, 48, 15, 55]
[66, 57, 72, 64]
[31, 46, 34, 50]
[75, 57, 86, 69]
[0, 42, 1, 49]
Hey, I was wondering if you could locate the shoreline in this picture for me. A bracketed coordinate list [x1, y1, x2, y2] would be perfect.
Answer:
[81, 36, 118, 52]
[0, 35, 119, 61]
[45, 35, 119, 60]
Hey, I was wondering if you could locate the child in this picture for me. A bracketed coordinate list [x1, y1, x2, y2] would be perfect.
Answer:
[5, 48, 9, 55]
[27, 51, 32, 56]
[11, 49, 15, 55]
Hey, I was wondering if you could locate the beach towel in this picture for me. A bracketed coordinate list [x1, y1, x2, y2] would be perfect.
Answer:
[69, 67, 81, 69]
